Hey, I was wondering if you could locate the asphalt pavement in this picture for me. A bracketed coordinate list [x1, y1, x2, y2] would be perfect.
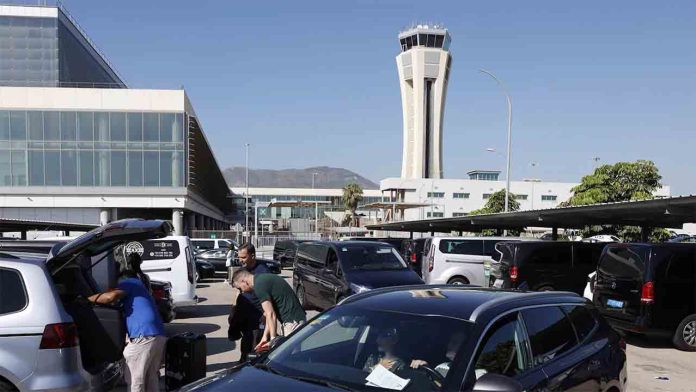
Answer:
[164, 269, 695, 391]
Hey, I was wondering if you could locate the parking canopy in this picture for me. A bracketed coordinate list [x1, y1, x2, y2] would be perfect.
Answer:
[366, 195, 696, 233]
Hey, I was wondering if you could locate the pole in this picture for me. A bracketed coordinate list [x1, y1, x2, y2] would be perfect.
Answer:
[480, 69, 512, 213]
[245, 143, 250, 242]
[312, 173, 318, 235]
[254, 203, 258, 247]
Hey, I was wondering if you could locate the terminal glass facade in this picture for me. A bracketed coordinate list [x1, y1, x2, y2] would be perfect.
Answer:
[0, 110, 185, 187]
[0, 12, 124, 87]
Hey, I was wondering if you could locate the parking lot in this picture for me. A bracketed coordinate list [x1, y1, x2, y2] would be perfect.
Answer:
[167, 269, 695, 392]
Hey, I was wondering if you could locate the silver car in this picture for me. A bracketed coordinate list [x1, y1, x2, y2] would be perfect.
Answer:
[0, 219, 171, 391]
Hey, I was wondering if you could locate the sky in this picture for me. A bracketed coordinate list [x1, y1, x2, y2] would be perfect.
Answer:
[56, 0, 695, 194]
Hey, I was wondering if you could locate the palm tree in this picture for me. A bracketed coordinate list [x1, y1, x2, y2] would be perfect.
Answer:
[342, 182, 363, 227]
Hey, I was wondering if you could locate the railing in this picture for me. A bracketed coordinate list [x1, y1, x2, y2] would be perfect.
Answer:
[254, 233, 323, 249]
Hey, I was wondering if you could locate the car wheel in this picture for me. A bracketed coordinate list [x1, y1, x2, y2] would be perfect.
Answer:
[296, 284, 310, 310]
[447, 276, 469, 285]
[673, 314, 696, 351]
[0, 379, 18, 392]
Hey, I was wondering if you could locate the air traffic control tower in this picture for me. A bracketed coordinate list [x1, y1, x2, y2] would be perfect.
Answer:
[396, 25, 451, 179]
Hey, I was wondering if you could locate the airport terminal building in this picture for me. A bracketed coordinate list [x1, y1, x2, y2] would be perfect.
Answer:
[0, 4, 232, 235]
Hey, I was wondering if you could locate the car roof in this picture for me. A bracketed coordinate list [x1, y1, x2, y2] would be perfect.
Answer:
[431, 236, 534, 241]
[340, 285, 586, 323]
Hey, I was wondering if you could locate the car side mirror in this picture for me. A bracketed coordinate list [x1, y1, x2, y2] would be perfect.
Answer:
[470, 373, 523, 392]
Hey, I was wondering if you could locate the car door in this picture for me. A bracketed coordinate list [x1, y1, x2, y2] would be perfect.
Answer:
[466, 312, 548, 391]
[316, 247, 345, 309]
[653, 248, 696, 330]
[520, 306, 601, 391]
[296, 243, 328, 305]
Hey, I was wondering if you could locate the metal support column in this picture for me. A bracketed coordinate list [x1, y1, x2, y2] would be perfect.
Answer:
[641, 226, 650, 242]
[552, 227, 558, 241]
[172, 209, 184, 236]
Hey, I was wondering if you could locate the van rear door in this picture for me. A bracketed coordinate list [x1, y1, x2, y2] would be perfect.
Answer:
[594, 244, 649, 323]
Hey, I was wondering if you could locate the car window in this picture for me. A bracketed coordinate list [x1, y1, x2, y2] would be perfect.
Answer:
[574, 244, 604, 267]
[0, 268, 27, 314]
[483, 240, 504, 257]
[521, 307, 577, 366]
[300, 320, 361, 351]
[297, 244, 328, 268]
[598, 246, 646, 279]
[439, 240, 483, 256]
[192, 240, 215, 251]
[339, 245, 408, 271]
[473, 313, 529, 379]
[562, 305, 597, 343]
[665, 250, 696, 280]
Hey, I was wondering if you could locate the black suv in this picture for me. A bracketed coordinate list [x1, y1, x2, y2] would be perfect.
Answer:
[293, 241, 423, 310]
[491, 241, 608, 294]
[273, 240, 311, 268]
[182, 287, 626, 392]
[594, 243, 696, 351]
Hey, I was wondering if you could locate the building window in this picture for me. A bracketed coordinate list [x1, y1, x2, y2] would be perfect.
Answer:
[0, 110, 185, 188]
[483, 193, 492, 199]
[427, 212, 444, 218]
[542, 195, 558, 201]
[427, 192, 445, 198]
[452, 212, 468, 217]
[515, 194, 528, 200]
[453, 192, 470, 199]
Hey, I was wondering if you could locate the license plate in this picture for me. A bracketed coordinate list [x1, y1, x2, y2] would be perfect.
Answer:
[493, 279, 504, 288]
[607, 299, 624, 308]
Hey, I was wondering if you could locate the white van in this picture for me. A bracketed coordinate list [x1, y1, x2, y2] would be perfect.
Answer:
[125, 236, 198, 306]
[422, 237, 521, 287]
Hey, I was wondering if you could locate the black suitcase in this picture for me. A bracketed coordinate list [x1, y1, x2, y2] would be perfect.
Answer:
[165, 332, 207, 390]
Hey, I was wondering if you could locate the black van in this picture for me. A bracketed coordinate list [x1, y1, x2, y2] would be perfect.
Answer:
[293, 241, 423, 310]
[273, 240, 311, 268]
[491, 241, 608, 295]
[594, 243, 696, 351]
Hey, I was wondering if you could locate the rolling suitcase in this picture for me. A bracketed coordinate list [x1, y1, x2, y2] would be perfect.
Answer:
[165, 332, 207, 390]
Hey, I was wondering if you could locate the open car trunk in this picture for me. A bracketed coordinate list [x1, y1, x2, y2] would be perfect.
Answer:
[46, 219, 172, 374]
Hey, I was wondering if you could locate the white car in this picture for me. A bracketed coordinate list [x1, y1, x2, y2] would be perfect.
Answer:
[422, 237, 521, 286]
[586, 235, 621, 243]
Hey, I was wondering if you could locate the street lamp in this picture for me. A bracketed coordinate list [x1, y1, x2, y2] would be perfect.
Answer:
[312, 172, 319, 235]
[245, 143, 250, 242]
[480, 69, 512, 213]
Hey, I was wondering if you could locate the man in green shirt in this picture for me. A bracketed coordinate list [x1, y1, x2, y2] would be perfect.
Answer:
[232, 269, 306, 351]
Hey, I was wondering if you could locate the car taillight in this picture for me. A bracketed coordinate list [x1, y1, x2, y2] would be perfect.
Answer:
[619, 337, 626, 351]
[640, 281, 654, 304]
[428, 254, 434, 272]
[410, 252, 417, 263]
[40, 322, 78, 349]
[152, 287, 165, 300]
[509, 265, 518, 283]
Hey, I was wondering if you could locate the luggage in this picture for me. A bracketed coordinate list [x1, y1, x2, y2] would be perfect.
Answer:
[165, 332, 207, 390]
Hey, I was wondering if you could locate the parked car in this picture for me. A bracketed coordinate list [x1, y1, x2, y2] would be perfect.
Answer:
[273, 240, 311, 268]
[491, 241, 609, 295]
[191, 238, 237, 253]
[422, 237, 522, 286]
[341, 237, 411, 256]
[195, 258, 216, 280]
[136, 236, 198, 306]
[196, 248, 232, 272]
[0, 219, 171, 392]
[259, 258, 282, 275]
[586, 235, 622, 243]
[180, 286, 627, 392]
[404, 238, 427, 277]
[151, 279, 176, 323]
[593, 243, 696, 351]
[293, 241, 423, 310]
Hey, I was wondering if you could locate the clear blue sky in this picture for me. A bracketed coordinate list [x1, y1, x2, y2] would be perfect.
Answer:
[60, 0, 695, 194]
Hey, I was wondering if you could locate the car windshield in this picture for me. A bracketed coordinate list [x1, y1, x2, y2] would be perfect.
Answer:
[264, 304, 473, 391]
[339, 245, 408, 271]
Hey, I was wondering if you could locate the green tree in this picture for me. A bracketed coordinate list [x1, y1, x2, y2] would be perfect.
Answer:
[564, 160, 666, 241]
[470, 189, 521, 215]
[342, 182, 363, 226]
[469, 189, 521, 236]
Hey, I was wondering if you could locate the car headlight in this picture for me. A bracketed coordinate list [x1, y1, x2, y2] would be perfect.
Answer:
[350, 283, 371, 294]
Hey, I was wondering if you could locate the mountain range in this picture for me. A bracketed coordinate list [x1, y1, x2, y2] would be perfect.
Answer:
[223, 166, 379, 189]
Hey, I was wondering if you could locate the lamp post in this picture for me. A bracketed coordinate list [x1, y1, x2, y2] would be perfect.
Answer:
[312, 172, 319, 235]
[245, 143, 250, 242]
[480, 69, 512, 213]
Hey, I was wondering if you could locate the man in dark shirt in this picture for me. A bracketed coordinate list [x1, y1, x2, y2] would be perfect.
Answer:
[233, 268, 306, 352]
[233, 243, 270, 361]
